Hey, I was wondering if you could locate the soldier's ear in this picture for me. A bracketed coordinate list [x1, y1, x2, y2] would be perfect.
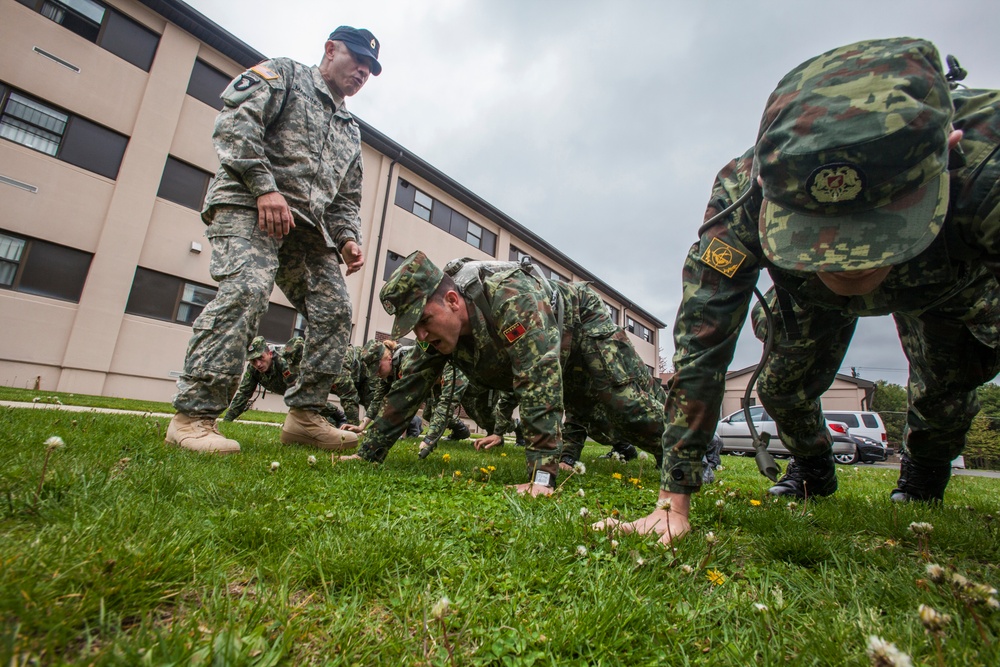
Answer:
[444, 290, 463, 311]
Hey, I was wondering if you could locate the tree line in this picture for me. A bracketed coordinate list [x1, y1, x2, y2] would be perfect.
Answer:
[872, 380, 1000, 470]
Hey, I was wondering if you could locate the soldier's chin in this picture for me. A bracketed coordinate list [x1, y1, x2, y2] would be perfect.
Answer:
[430, 340, 454, 354]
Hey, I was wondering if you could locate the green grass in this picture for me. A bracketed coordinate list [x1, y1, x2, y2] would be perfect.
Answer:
[1, 404, 999, 665]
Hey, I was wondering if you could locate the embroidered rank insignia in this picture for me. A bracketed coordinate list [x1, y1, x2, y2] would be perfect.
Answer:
[250, 64, 280, 80]
[700, 237, 747, 278]
[503, 322, 527, 343]
[417, 340, 429, 351]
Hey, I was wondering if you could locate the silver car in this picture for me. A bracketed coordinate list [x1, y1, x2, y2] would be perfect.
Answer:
[716, 406, 856, 460]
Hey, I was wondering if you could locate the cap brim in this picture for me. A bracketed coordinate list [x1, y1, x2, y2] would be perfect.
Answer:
[343, 43, 381, 75]
[760, 172, 949, 272]
[390, 303, 424, 339]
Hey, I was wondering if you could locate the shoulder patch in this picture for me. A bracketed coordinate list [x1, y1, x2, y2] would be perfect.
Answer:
[282, 370, 292, 379]
[233, 72, 260, 92]
[700, 238, 747, 278]
[503, 322, 527, 343]
[251, 64, 280, 80]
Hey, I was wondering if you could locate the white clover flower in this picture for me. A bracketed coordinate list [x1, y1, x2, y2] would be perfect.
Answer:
[638, 451, 650, 460]
[918, 604, 951, 634]
[44, 436, 65, 449]
[634, 555, 646, 567]
[610, 452, 624, 463]
[33, 397, 40, 403]
[431, 596, 450, 620]
[925, 563, 946, 584]
[866, 635, 913, 667]
[573, 461, 587, 475]
[987, 597, 1000, 611]
[908, 521, 934, 536]
[716, 499, 726, 509]
[680, 564, 694, 574]
[579, 507, 590, 518]
[270, 461, 280, 472]
[610, 540, 619, 550]
[705, 531, 718, 545]
[576, 545, 588, 557]
[950, 573, 969, 589]
[787, 501, 798, 511]
[655, 497, 672, 511]
[753, 603, 768, 613]
[307, 455, 317, 466]
[576, 488, 586, 498]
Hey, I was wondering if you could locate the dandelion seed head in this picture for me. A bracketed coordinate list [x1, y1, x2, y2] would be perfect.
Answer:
[44, 436, 65, 449]
[638, 451, 650, 460]
[866, 635, 913, 667]
[925, 563, 946, 583]
[577, 488, 585, 498]
[307, 455, 317, 466]
[576, 545, 588, 557]
[753, 603, 768, 613]
[579, 507, 590, 518]
[918, 604, 950, 634]
[681, 564, 694, 574]
[573, 461, 587, 475]
[655, 497, 672, 511]
[270, 461, 280, 471]
[431, 596, 450, 620]
[705, 531, 718, 545]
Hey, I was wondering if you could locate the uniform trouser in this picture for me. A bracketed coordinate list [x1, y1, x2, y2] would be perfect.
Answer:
[754, 300, 1000, 467]
[173, 206, 351, 417]
[557, 329, 666, 473]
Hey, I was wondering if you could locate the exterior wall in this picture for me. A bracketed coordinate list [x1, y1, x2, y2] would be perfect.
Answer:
[720, 372, 869, 417]
[0, 0, 663, 408]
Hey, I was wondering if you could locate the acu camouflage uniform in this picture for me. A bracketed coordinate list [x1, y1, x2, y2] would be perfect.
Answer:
[223, 337, 347, 425]
[665, 38, 1000, 494]
[329, 344, 374, 424]
[173, 57, 362, 417]
[359, 256, 665, 485]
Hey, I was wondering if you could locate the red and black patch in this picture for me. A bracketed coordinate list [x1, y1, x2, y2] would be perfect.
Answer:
[282, 370, 292, 379]
[503, 322, 527, 343]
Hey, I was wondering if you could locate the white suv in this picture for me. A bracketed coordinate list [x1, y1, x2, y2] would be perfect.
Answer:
[715, 406, 855, 459]
[822, 411, 887, 444]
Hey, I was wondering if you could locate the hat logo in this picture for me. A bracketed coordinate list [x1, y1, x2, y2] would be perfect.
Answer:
[370, 38, 377, 49]
[382, 299, 395, 314]
[809, 164, 864, 204]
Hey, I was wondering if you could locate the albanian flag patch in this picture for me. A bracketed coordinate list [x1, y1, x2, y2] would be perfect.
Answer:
[503, 322, 527, 343]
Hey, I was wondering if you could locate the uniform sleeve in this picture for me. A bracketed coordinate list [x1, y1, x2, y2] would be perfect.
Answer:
[663, 155, 762, 493]
[323, 151, 363, 249]
[224, 367, 260, 421]
[491, 275, 564, 480]
[358, 349, 446, 462]
[424, 365, 469, 445]
[491, 391, 519, 435]
[213, 59, 291, 199]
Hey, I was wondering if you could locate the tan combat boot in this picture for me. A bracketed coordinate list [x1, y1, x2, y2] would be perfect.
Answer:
[281, 408, 359, 451]
[165, 413, 241, 454]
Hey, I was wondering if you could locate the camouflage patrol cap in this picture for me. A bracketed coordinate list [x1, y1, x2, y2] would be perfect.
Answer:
[360, 339, 386, 369]
[380, 250, 444, 338]
[246, 336, 267, 360]
[755, 37, 953, 272]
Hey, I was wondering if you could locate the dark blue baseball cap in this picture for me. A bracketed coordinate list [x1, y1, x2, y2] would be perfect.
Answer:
[328, 26, 381, 75]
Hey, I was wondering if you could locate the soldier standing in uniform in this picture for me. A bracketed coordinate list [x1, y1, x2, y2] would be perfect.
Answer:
[599, 38, 1000, 545]
[339, 253, 666, 496]
[223, 336, 348, 428]
[166, 27, 381, 453]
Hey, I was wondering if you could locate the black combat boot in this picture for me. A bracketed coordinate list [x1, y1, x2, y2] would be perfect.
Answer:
[514, 420, 526, 447]
[447, 420, 471, 440]
[767, 454, 838, 498]
[597, 442, 639, 461]
[890, 454, 951, 502]
[404, 415, 423, 438]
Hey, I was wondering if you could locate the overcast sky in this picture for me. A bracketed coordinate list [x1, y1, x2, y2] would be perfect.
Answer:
[183, 0, 1000, 386]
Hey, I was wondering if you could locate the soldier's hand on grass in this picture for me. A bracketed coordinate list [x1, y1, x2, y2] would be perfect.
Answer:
[475, 435, 503, 450]
[257, 191, 295, 239]
[559, 461, 576, 472]
[511, 482, 554, 497]
[342, 423, 365, 433]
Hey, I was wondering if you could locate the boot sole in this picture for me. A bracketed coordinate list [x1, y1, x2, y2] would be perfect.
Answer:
[164, 438, 241, 455]
[279, 429, 357, 451]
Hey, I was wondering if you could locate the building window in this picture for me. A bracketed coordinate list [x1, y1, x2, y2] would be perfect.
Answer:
[157, 156, 211, 210]
[646, 364, 655, 377]
[19, 0, 160, 71]
[605, 301, 620, 325]
[509, 245, 565, 282]
[384, 250, 405, 281]
[125, 267, 217, 325]
[394, 178, 496, 256]
[626, 316, 653, 343]
[0, 230, 92, 302]
[0, 85, 128, 179]
[292, 312, 306, 338]
[258, 303, 297, 343]
[186, 59, 230, 110]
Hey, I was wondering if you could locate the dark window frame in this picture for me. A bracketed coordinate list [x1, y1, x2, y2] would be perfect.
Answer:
[0, 229, 92, 303]
[383, 250, 406, 281]
[125, 267, 217, 326]
[186, 59, 230, 110]
[394, 177, 497, 257]
[157, 156, 212, 210]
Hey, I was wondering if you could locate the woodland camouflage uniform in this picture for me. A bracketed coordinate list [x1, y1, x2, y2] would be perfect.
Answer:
[666, 38, 1000, 501]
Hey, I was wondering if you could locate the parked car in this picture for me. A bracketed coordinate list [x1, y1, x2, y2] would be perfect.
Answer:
[823, 411, 888, 445]
[716, 406, 856, 460]
[836, 435, 890, 464]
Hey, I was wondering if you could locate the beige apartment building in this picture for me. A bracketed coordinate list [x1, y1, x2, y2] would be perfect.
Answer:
[0, 0, 665, 410]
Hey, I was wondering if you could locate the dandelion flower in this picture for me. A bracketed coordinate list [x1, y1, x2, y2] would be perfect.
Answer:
[442, 453, 451, 463]
[705, 531, 718, 545]
[453, 470, 461, 477]
[576, 545, 588, 557]
[577, 488, 586, 498]
[501, 452, 507, 457]
[270, 461, 280, 472]
[579, 507, 590, 518]
[706, 569, 726, 586]
[431, 596, 450, 620]
[866, 635, 913, 667]
[44, 436, 65, 450]
[925, 563, 946, 584]
[750, 499, 762, 506]
[681, 564, 694, 574]
[573, 461, 587, 475]
[307, 455, 317, 466]
[612, 472, 622, 480]
[918, 604, 951, 635]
